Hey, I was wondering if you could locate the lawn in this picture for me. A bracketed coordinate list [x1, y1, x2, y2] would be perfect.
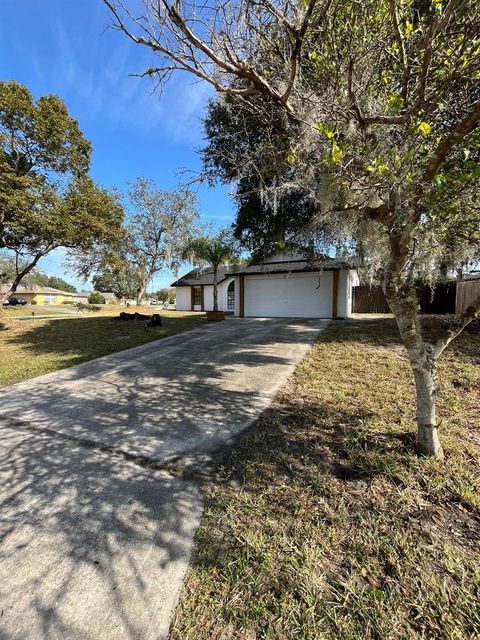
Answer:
[0, 309, 206, 386]
[171, 319, 480, 640]
[2, 306, 72, 317]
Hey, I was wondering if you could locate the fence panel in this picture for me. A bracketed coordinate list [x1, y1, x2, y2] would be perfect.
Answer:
[352, 286, 390, 314]
[353, 282, 458, 315]
[456, 280, 480, 314]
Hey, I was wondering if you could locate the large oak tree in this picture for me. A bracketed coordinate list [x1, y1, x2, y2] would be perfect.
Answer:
[0, 81, 123, 308]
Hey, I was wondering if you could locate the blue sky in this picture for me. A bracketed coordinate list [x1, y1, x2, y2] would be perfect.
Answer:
[0, 0, 235, 291]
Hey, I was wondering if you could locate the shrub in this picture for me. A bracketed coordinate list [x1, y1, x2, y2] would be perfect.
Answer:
[88, 292, 106, 305]
[74, 302, 101, 312]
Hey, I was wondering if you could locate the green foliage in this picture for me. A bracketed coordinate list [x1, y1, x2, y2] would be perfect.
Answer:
[202, 96, 316, 256]
[156, 288, 176, 304]
[0, 81, 124, 298]
[87, 291, 106, 305]
[185, 229, 239, 272]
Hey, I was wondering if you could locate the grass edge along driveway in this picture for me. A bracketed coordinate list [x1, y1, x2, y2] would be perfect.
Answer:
[171, 318, 480, 640]
[0, 310, 206, 387]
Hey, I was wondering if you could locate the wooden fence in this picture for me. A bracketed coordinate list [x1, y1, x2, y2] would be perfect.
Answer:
[353, 282, 458, 315]
[456, 279, 480, 314]
[352, 286, 390, 314]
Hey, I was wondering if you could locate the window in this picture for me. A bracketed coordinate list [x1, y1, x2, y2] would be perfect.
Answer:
[193, 286, 202, 306]
[227, 281, 235, 311]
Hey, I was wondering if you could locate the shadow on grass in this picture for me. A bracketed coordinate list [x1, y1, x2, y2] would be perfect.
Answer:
[326, 316, 480, 363]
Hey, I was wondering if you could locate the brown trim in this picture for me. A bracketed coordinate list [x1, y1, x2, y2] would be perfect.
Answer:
[200, 285, 204, 311]
[190, 286, 194, 311]
[332, 270, 339, 319]
[239, 275, 245, 318]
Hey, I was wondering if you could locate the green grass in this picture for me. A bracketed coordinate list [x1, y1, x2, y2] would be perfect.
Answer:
[0, 310, 206, 386]
[171, 319, 480, 640]
[2, 306, 71, 317]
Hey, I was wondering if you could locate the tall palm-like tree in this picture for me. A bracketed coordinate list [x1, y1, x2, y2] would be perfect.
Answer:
[185, 229, 238, 312]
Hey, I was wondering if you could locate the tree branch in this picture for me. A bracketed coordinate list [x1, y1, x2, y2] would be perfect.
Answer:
[422, 99, 480, 182]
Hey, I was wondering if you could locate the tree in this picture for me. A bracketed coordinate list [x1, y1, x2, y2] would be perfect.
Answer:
[156, 288, 175, 305]
[0, 81, 123, 309]
[185, 229, 239, 312]
[104, 0, 480, 458]
[88, 291, 106, 305]
[0, 258, 78, 291]
[203, 97, 317, 257]
[91, 251, 145, 302]
[39, 275, 77, 292]
[127, 177, 202, 304]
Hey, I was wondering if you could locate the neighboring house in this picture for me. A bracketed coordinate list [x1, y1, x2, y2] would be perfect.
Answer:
[171, 254, 359, 319]
[99, 292, 117, 303]
[72, 291, 90, 304]
[1, 285, 74, 305]
[72, 291, 117, 304]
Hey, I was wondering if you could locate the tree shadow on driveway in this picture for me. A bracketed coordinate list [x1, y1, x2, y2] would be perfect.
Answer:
[0, 424, 202, 640]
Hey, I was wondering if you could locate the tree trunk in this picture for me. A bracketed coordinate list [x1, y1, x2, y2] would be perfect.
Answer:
[136, 273, 151, 305]
[213, 266, 218, 312]
[410, 353, 444, 459]
[136, 282, 146, 306]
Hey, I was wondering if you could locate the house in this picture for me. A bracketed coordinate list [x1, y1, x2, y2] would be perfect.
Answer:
[171, 254, 359, 318]
[72, 291, 90, 304]
[1, 284, 75, 305]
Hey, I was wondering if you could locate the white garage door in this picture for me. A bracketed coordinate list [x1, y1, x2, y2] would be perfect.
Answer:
[244, 272, 333, 318]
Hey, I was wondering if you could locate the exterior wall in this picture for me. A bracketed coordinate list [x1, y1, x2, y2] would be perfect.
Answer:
[243, 271, 334, 318]
[9, 292, 73, 305]
[234, 276, 241, 316]
[203, 285, 214, 311]
[175, 280, 235, 312]
[337, 270, 349, 318]
[175, 287, 192, 311]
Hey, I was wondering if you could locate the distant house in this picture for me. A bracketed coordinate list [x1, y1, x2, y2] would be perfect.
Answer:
[72, 291, 90, 304]
[72, 291, 117, 304]
[1, 285, 74, 305]
[171, 254, 359, 319]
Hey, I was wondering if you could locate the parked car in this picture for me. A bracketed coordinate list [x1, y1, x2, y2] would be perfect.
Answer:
[3, 296, 28, 306]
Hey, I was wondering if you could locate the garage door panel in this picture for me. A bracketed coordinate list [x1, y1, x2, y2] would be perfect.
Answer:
[244, 274, 333, 318]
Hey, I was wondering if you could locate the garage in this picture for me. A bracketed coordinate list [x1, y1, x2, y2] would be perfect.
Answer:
[244, 272, 333, 318]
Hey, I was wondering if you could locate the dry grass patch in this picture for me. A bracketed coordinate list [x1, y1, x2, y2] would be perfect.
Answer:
[0, 310, 206, 386]
[171, 319, 480, 640]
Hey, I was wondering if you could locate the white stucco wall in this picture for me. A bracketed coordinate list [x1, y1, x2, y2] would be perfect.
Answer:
[175, 287, 191, 311]
[337, 270, 358, 318]
[244, 271, 334, 318]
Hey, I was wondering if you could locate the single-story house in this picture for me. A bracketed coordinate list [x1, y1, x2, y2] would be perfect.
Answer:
[171, 254, 359, 318]
[72, 291, 90, 304]
[1, 285, 74, 305]
[72, 291, 117, 304]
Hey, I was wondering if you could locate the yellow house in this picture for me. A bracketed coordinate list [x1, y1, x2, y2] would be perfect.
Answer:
[1, 285, 75, 305]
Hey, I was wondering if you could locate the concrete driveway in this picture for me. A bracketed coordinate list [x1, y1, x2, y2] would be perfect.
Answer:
[0, 318, 326, 639]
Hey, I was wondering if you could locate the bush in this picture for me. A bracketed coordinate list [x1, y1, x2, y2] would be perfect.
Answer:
[74, 302, 101, 312]
[108, 297, 120, 304]
[63, 300, 74, 305]
[88, 292, 106, 305]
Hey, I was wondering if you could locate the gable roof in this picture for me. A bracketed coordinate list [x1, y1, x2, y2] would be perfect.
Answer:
[226, 257, 357, 277]
[171, 266, 229, 287]
[171, 257, 357, 287]
[1, 284, 75, 296]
